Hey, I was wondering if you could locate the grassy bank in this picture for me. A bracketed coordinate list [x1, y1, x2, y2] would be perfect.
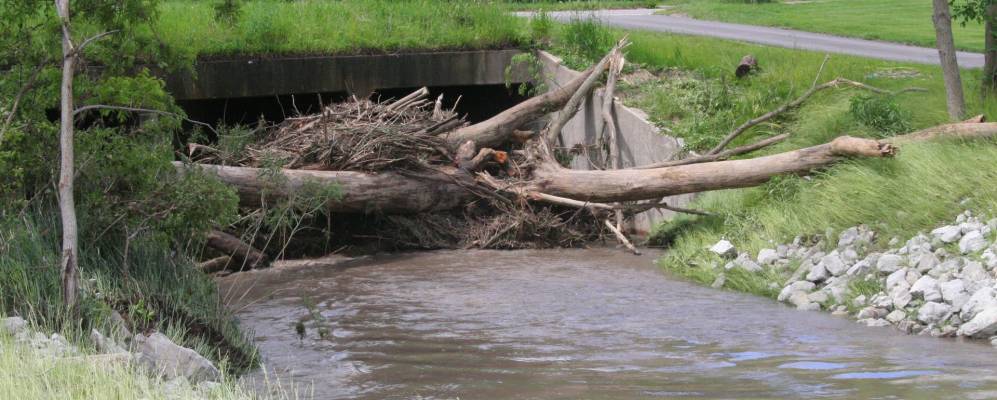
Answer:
[0, 210, 258, 373]
[0, 330, 259, 400]
[546, 21, 997, 296]
[157, 0, 526, 57]
[660, 0, 984, 52]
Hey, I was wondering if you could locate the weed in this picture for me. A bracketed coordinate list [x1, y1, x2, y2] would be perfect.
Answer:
[849, 94, 912, 137]
[844, 277, 884, 313]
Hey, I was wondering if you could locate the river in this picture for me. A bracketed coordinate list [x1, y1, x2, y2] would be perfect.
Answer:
[220, 249, 997, 399]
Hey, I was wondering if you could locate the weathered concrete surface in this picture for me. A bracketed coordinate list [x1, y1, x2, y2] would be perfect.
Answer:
[539, 51, 694, 234]
[166, 50, 527, 100]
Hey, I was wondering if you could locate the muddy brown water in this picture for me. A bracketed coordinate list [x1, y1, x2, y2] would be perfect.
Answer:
[220, 249, 997, 399]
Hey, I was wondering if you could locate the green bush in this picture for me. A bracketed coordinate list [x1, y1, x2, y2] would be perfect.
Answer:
[849, 94, 912, 137]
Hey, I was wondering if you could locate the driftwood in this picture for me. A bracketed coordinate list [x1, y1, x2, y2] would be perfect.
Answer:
[186, 124, 997, 213]
[735, 55, 757, 78]
[205, 230, 268, 270]
[178, 39, 997, 256]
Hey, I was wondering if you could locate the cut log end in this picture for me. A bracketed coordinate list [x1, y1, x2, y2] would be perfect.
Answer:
[830, 136, 897, 158]
[735, 55, 758, 78]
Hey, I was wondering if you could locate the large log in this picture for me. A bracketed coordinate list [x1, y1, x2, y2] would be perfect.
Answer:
[182, 123, 997, 214]
[444, 57, 607, 150]
[205, 230, 268, 270]
[530, 123, 997, 203]
[176, 162, 474, 214]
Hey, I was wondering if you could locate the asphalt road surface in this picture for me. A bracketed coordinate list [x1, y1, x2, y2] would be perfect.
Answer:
[521, 9, 984, 68]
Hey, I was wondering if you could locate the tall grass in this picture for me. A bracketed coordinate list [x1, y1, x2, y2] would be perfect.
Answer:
[157, 0, 527, 57]
[0, 209, 257, 372]
[0, 331, 261, 400]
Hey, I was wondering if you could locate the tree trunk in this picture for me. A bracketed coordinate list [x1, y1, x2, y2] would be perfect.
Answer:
[932, 0, 967, 120]
[184, 123, 997, 212]
[205, 230, 268, 270]
[176, 162, 475, 213]
[56, 0, 79, 310]
[984, 3, 997, 97]
[444, 63, 600, 150]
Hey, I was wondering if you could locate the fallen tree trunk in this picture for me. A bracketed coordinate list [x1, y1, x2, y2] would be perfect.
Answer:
[184, 123, 997, 214]
[176, 162, 474, 213]
[178, 39, 997, 255]
[205, 230, 268, 270]
[198, 256, 233, 274]
[528, 136, 897, 203]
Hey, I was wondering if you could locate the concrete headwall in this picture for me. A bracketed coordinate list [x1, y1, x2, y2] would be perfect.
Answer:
[166, 50, 527, 100]
[538, 51, 695, 234]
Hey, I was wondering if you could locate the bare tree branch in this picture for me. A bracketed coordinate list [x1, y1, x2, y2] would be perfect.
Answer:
[635, 133, 789, 169]
[706, 77, 926, 155]
[73, 30, 118, 55]
[0, 62, 48, 143]
[73, 104, 218, 134]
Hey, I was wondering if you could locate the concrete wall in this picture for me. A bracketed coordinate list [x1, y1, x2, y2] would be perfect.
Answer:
[166, 50, 527, 100]
[539, 51, 695, 234]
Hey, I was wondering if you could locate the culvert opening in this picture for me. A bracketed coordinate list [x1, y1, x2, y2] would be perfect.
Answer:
[177, 84, 531, 128]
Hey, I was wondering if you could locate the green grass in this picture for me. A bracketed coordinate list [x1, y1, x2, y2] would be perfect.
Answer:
[547, 23, 997, 296]
[156, 0, 527, 57]
[0, 330, 264, 400]
[660, 0, 985, 52]
[0, 210, 258, 373]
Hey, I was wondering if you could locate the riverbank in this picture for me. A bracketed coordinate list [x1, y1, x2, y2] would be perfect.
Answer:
[533, 18, 997, 341]
[702, 211, 997, 339]
[0, 315, 268, 399]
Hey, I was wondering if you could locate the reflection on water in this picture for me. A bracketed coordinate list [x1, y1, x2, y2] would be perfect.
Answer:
[220, 249, 997, 399]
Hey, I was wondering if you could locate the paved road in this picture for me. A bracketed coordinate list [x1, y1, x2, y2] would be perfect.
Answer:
[520, 9, 984, 68]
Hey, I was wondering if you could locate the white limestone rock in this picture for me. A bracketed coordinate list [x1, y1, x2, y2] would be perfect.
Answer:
[710, 240, 737, 258]
[778, 281, 816, 302]
[931, 225, 962, 243]
[876, 254, 904, 274]
[959, 230, 988, 254]
[910, 276, 942, 302]
[917, 302, 951, 325]
[757, 248, 780, 266]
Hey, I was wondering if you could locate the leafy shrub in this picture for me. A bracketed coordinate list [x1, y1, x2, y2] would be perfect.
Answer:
[848, 94, 912, 137]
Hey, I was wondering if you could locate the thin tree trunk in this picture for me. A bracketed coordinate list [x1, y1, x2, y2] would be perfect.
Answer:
[984, 3, 997, 97]
[932, 0, 967, 120]
[56, 0, 79, 310]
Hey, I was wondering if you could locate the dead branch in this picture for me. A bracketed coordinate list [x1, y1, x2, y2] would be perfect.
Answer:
[444, 62, 598, 150]
[73, 104, 218, 135]
[706, 77, 926, 155]
[604, 219, 640, 255]
[0, 62, 47, 143]
[636, 133, 789, 169]
[546, 37, 630, 145]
